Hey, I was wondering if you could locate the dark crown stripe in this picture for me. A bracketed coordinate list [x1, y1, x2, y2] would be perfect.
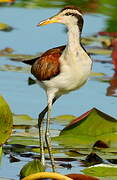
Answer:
[60, 6, 83, 32]
[60, 5, 82, 14]
[65, 12, 84, 32]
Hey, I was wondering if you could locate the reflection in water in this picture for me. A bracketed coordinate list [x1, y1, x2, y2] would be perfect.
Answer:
[111, 39, 117, 71]
[106, 40, 117, 96]
[106, 72, 117, 97]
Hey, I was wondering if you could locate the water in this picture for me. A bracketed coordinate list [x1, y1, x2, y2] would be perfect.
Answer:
[0, 7, 112, 118]
[0, 4, 116, 180]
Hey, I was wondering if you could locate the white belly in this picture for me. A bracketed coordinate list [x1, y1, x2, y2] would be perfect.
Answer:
[38, 52, 92, 98]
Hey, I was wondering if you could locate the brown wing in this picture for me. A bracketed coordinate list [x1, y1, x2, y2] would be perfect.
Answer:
[31, 45, 65, 81]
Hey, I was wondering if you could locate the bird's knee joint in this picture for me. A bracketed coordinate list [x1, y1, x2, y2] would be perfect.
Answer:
[39, 112, 44, 119]
[45, 130, 50, 137]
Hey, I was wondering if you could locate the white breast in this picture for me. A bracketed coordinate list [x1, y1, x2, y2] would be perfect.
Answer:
[38, 46, 92, 98]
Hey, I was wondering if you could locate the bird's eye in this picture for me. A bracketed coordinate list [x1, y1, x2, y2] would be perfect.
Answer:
[64, 12, 74, 16]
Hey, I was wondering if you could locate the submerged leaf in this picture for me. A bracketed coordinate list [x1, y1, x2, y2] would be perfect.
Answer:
[0, 96, 13, 145]
[20, 159, 45, 179]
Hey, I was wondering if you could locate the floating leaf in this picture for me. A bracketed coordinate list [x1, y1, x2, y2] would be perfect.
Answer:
[54, 108, 117, 148]
[0, 178, 13, 180]
[20, 159, 45, 179]
[3, 143, 33, 154]
[9, 136, 39, 146]
[0, 64, 30, 73]
[81, 37, 96, 45]
[85, 152, 103, 165]
[99, 31, 117, 37]
[94, 59, 112, 64]
[87, 47, 112, 55]
[9, 54, 39, 61]
[95, 76, 111, 83]
[0, 23, 13, 32]
[54, 114, 76, 124]
[0, 96, 13, 145]
[82, 36, 111, 47]
[13, 113, 36, 126]
[111, 39, 117, 71]
[93, 140, 109, 148]
[90, 72, 106, 77]
[9, 153, 20, 163]
[0, 146, 2, 159]
[106, 72, 117, 97]
[0, 47, 14, 55]
[66, 173, 99, 180]
[82, 164, 117, 177]
[0, 53, 38, 60]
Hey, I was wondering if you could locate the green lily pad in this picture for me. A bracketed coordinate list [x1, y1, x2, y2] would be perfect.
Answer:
[53, 108, 117, 148]
[0, 96, 13, 145]
[20, 159, 45, 179]
[82, 164, 117, 177]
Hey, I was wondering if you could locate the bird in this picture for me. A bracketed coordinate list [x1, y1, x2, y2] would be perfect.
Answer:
[22, 6, 92, 172]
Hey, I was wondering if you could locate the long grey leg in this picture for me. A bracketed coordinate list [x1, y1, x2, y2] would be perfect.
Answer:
[38, 97, 58, 167]
[38, 107, 47, 166]
[45, 100, 55, 172]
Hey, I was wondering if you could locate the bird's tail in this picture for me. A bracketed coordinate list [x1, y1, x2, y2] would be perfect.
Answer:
[22, 57, 39, 65]
[10, 55, 41, 65]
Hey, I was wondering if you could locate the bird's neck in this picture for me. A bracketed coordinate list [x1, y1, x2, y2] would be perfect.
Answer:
[67, 24, 81, 51]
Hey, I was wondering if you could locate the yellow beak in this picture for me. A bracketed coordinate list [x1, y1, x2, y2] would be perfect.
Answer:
[37, 16, 61, 26]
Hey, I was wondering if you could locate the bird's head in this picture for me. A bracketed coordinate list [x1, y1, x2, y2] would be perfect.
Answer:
[37, 6, 84, 32]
